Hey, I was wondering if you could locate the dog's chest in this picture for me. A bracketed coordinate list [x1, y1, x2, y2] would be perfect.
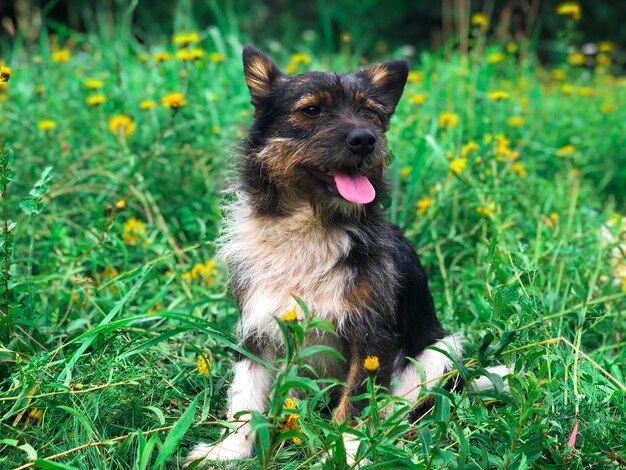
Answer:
[221, 202, 355, 339]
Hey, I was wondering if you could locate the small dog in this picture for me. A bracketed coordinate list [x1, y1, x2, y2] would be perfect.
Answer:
[185, 46, 506, 467]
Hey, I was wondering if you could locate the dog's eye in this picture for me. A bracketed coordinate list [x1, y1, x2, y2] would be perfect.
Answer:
[301, 105, 322, 117]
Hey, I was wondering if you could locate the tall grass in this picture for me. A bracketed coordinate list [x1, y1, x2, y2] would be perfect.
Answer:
[1, 3, 625, 469]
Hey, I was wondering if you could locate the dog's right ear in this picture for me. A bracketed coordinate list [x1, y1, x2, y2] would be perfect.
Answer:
[242, 45, 284, 106]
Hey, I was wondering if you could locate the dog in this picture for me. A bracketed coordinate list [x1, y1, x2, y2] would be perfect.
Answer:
[185, 45, 508, 467]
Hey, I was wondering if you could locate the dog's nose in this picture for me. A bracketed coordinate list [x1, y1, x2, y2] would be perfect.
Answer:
[346, 129, 376, 156]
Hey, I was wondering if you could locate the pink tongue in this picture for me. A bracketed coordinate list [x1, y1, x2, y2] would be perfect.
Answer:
[332, 171, 376, 204]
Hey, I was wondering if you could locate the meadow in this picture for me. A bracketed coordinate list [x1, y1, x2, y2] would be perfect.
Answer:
[1, 3, 626, 469]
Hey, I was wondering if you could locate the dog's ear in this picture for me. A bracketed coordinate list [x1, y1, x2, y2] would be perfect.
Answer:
[242, 45, 284, 106]
[356, 60, 409, 117]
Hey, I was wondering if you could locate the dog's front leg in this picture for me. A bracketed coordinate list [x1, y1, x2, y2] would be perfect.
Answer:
[185, 358, 272, 467]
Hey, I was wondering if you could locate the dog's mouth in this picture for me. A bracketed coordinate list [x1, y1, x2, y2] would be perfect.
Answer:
[306, 166, 376, 204]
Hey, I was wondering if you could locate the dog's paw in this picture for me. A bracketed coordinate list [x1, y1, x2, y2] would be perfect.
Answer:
[183, 434, 253, 469]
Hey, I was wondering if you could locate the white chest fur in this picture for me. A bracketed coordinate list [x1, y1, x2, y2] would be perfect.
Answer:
[220, 199, 355, 343]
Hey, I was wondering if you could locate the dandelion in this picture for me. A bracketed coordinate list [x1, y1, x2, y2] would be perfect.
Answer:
[84, 79, 104, 89]
[137, 53, 149, 62]
[363, 355, 379, 373]
[495, 134, 519, 161]
[115, 199, 126, 210]
[551, 69, 566, 81]
[37, 120, 57, 131]
[567, 52, 585, 66]
[578, 87, 595, 97]
[172, 32, 200, 47]
[508, 116, 525, 128]
[471, 12, 489, 29]
[139, 99, 157, 110]
[400, 166, 412, 179]
[183, 260, 217, 285]
[416, 196, 435, 215]
[449, 157, 468, 175]
[487, 91, 510, 102]
[108, 115, 136, 137]
[197, 353, 212, 377]
[284, 398, 297, 410]
[281, 304, 298, 322]
[556, 2, 581, 21]
[556, 144, 576, 157]
[28, 408, 44, 422]
[476, 202, 496, 217]
[209, 52, 225, 63]
[286, 52, 312, 73]
[486, 52, 506, 64]
[598, 41, 614, 53]
[176, 48, 204, 61]
[407, 71, 423, 83]
[601, 102, 615, 114]
[512, 162, 527, 179]
[506, 42, 518, 54]
[0, 66, 11, 82]
[152, 52, 171, 63]
[121, 216, 146, 245]
[409, 93, 427, 105]
[545, 212, 560, 229]
[560, 84, 573, 95]
[86, 94, 106, 106]
[461, 141, 479, 157]
[438, 111, 459, 129]
[52, 49, 71, 63]
[161, 92, 187, 109]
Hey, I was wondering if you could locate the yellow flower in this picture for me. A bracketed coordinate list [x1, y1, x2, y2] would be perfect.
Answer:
[186, 260, 217, 285]
[506, 42, 518, 53]
[197, 353, 212, 377]
[486, 52, 506, 64]
[152, 52, 171, 63]
[410, 93, 427, 105]
[52, 49, 71, 63]
[139, 99, 157, 110]
[551, 69, 566, 81]
[161, 92, 187, 109]
[439, 111, 459, 129]
[512, 162, 527, 179]
[487, 91, 510, 102]
[115, 199, 126, 210]
[172, 32, 200, 47]
[598, 41, 614, 53]
[341, 32, 352, 43]
[281, 304, 298, 322]
[137, 53, 149, 62]
[209, 52, 225, 63]
[363, 355, 379, 373]
[596, 53, 612, 66]
[284, 398, 297, 410]
[292, 52, 312, 65]
[545, 212, 560, 229]
[28, 408, 44, 422]
[476, 202, 496, 217]
[508, 116, 525, 127]
[567, 52, 585, 66]
[122, 216, 146, 245]
[449, 158, 468, 175]
[37, 120, 57, 131]
[0, 66, 11, 82]
[416, 196, 435, 215]
[84, 79, 104, 89]
[400, 166, 412, 179]
[556, 144, 576, 157]
[556, 2, 581, 21]
[471, 12, 489, 29]
[407, 71, 423, 83]
[495, 134, 519, 161]
[578, 87, 594, 97]
[176, 48, 205, 61]
[108, 115, 136, 137]
[86, 94, 106, 106]
[601, 102, 615, 114]
[560, 83, 574, 95]
[461, 141, 479, 157]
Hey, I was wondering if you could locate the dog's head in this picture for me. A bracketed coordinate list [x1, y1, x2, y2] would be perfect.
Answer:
[240, 45, 408, 219]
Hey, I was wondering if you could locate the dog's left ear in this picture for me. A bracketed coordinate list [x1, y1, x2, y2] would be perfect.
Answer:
[242, 45, 284, 107]
[356, 60, 409, 117]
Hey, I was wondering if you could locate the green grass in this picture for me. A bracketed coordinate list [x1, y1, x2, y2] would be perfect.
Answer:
[1, 7, 626, 470]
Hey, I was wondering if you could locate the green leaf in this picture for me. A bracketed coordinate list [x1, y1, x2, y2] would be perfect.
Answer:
[34, 460, 79, 470]
[153, 394, 199, 468]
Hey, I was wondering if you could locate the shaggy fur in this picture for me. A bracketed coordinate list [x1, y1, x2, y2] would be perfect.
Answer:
[184, 46, 503, 468]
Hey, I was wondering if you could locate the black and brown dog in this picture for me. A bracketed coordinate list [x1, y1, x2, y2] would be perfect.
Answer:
[185, 46, 508, 467]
